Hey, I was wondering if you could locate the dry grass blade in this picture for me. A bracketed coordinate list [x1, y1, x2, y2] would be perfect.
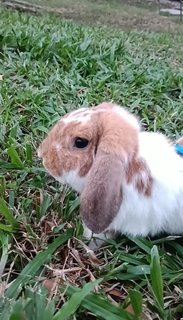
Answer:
[5, 229, 73, 299]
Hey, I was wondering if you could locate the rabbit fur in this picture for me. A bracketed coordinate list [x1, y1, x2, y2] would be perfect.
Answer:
[38, 102, 183, 250]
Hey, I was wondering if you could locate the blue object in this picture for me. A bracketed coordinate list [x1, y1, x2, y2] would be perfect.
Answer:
[175, 143, 183, 155]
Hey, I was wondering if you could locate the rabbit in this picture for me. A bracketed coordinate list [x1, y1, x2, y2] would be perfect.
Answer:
[37, 102, 183, 250]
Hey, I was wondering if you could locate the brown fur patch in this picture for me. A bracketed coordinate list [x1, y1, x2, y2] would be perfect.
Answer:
[126, 157, 153, 196]
[92, 106, 139, 158]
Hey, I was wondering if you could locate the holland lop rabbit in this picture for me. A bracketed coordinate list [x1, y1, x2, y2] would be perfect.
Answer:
[37, 102, 183, 249]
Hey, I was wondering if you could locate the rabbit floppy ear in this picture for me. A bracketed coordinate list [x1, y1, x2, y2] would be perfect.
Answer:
[80, 103, 140, 234]
[80, 152, 123, 234]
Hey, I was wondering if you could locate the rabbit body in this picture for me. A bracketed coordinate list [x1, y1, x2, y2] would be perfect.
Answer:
[38, 102, 183, 248]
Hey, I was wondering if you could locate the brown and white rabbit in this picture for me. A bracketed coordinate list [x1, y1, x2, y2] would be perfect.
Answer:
[37, 102, 183, 249]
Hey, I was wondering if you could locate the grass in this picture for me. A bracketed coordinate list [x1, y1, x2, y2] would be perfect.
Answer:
[0, 5, 183, 320]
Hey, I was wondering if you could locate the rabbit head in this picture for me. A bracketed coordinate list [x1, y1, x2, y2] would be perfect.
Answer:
[38, 102, 141, 233]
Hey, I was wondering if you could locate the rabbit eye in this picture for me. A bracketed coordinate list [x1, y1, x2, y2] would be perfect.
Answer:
[74, 137, 89, 149]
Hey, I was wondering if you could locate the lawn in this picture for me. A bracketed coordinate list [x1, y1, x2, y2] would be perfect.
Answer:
[0, 3, 183, 320]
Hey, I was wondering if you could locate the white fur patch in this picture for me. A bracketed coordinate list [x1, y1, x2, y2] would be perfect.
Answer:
[62, 108, 91, 125]
[62, 104, 140, 131]
[37, 147, 41, 157]
[54, 169, 87, 193]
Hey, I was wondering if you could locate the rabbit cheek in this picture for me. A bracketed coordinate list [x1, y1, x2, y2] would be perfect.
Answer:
[42, 152, 63, 178]
[43, 162, 62, 178]
[54, 169, 86, 193]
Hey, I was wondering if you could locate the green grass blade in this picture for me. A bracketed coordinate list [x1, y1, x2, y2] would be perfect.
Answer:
[129, 289, 142, 319]
[39, 194, 52, 217]
[25, 143, 33, 164]
[150, 245, 164, 312]
[127, 265, 150, 276]
[168, 242, 183, 258]
[53, 278, 103, 320]
[129, 238, 152, 254]
[63, 285, 135, 320]
[5, 228, 73, 299]
[68, 196, 80, 216]
[15, 286, 56, 320]
[80, 35, 91, 51]
[0, 224, 13, 232]
[7, 146, 24, 169]
[0, 176, 6, 198]
[9, 190, 15, 208]
[116, 251, 146, 266]
[33, 287, 55, 320]
[0, 231, 9, 278]
[0, 198, 18, 227]
[9, 301, 24, 320]
[39, 295, 55, 320]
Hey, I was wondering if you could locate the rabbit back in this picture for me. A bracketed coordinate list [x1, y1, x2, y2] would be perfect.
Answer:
[109, 131, 183, 236]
